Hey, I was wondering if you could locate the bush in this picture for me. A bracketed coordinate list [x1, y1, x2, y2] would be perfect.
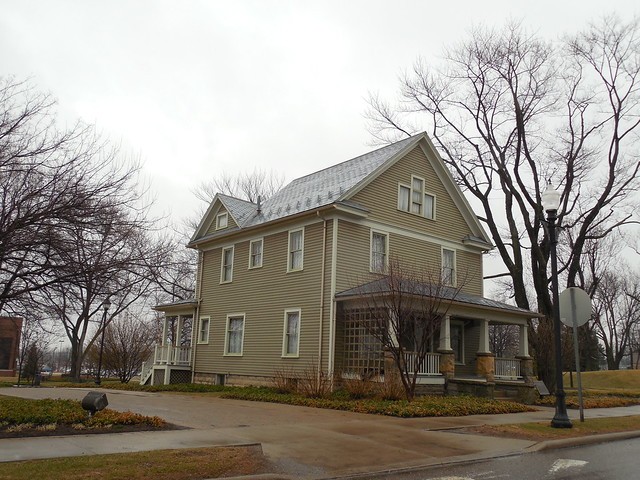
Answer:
[339, 377, 375, 400]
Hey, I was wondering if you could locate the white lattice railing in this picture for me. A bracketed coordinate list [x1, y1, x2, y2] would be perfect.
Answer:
[404, 352, 441, 375]
[153, 344, 192, 366]
[495, 357, 522, 380]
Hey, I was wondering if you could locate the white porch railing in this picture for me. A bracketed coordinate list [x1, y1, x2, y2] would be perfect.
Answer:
[495, 357, 522, 380]
[404, 352, 441, 375]
[154, 344, 192, 366]
[140, 356, 153, 385]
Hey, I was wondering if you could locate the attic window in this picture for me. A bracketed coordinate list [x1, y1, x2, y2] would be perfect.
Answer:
[398, 176, 435, 220]
[216, 212, 228, 230]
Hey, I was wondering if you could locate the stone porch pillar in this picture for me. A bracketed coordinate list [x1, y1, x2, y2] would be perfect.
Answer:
[516, 323, 534, 385]
[438, 315, 455, 379]
[476, 319, 495, 382]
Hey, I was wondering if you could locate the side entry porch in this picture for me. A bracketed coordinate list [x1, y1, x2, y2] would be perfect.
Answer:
[140, 300, 197, 386]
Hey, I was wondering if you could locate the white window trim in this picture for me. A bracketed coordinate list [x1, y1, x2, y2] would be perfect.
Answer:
[424, 192, 436, 220]
[224, 313, 245, 356]
[282, 308, 301, 358]
[397, 177, 436, 220]
[370, 230, 389, 274]
[248, 238, 264, 269]
[287, 227, 305, 272]
[216, 212, 228, 230]
[441, 247, 456, 287]
[198, 316, 210, 344]
[220, 246, 234, 284]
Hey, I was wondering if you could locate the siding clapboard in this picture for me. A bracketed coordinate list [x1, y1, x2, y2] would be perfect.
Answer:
[196, 219, 333, 377]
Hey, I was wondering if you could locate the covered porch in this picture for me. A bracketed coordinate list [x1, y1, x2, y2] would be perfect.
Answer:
[141, 299, 198, 386]
[336, 281, 541, 401]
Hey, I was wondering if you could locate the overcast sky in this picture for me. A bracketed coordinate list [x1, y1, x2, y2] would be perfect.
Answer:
[3, 1, 636, 222]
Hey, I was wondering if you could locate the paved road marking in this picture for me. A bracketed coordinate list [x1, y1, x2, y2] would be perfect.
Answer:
[549, 459, 588, 474]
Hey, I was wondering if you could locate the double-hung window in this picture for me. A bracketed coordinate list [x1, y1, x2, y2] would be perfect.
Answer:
[225, 314, 245, 355]
[398, 176, 435, 219]
[198, 317, 210, 344]
[249, 239, 263, 269]
[370, 231, 388, 273]
[283, 309, 301, 357]
[216, 212, 228, 230]
[442, 248, 456, 286]
[288, 229, 304, 272]
[221, 246, 234, 283]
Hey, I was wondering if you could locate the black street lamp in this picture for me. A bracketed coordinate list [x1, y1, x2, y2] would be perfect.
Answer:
[95, 297, 111, 385]
[542, 182, 572, 429]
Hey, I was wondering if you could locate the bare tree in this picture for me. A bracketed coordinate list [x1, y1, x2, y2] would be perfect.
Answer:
[36, 206, 172, 381]
[365, 17, 640, 386]
[14, 316, 50, 385]
[100, 311, 156, 383]
[195, 168, 285, 204]
[0, 77, 128, 312]
[591, 269, 640, 370]
[348, 258, 464, 401]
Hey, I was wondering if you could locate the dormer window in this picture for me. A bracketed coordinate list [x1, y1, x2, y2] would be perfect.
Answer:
[398, 176, 435, 220]
[216, 212, 228, 230]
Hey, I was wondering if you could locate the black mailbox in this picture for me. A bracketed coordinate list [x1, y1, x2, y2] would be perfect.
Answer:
[81, 391, 108, 416]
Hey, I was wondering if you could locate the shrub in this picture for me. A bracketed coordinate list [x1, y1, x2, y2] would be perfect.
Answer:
[295, 362, 332, 399]
[339, 376, 376, 400]
[272, 368, 298, 394]
[374, 378, 405, 401]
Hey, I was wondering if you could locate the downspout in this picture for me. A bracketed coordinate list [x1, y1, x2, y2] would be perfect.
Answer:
[317, 213, 328, 380]
[328, 218, 338, 377]
[191, 250, 204, 383]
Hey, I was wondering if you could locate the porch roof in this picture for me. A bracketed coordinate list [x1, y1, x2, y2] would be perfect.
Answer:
[153, 298, 198, 315]
[335, 278, 542, 319]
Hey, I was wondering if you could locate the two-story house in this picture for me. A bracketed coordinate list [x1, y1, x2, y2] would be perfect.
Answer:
[143, 133, 539, 400]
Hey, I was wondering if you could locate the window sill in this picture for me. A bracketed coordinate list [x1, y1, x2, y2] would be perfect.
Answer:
[287, 268, 304, 273]
[223, 353, 243, 357]
[281, 354, 300, 359]
[219, 280, 233, 285]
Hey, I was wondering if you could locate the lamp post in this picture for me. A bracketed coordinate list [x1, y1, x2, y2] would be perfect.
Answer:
[542, 182, 572, 429]
[95, 297, 111, 385]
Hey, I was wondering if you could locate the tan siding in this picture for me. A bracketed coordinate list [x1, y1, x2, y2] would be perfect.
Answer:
[456, 250, 482, 296]
[196, 219, 332, 377]
[205, 205, 238, 236]
[350, 146, 472, 241]
[458, 321, 480, 376]
[334, 220, 481, 296]
[335, 221, 372, 293]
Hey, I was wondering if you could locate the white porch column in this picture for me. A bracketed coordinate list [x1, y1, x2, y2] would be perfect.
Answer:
[176, 315, 184, 344]
[478, 319, 491, 354]
[439, 315, 451, 351]
[161, 316, 169, 346]
[518, 324, 530, 357]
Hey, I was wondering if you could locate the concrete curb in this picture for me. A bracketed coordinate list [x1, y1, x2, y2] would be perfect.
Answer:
[527, 429, 640, 452]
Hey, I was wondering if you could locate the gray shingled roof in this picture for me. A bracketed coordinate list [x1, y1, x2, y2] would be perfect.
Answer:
[221, 134, 422, 228]
[218, 194, 256, 226]
[335, 277, 539, 317]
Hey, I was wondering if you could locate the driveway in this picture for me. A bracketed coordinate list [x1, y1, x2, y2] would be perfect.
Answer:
[4, 387, 633, 478]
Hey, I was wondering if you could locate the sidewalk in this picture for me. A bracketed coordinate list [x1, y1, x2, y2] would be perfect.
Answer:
[1, 387, 639, 479]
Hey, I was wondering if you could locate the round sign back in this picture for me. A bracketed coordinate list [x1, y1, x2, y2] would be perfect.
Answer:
[559, 287, 592, 327]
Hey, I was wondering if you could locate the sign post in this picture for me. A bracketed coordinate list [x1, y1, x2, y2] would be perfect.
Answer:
[559, 287, 592, 422]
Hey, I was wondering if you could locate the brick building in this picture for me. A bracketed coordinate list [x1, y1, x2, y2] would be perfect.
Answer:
[0, 317, 23, 377]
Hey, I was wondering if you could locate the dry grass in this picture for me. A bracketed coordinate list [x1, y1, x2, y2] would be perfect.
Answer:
[564, 370, 640, 393]
[471, 415, 640, 442]
[0, 445, 271, 480]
